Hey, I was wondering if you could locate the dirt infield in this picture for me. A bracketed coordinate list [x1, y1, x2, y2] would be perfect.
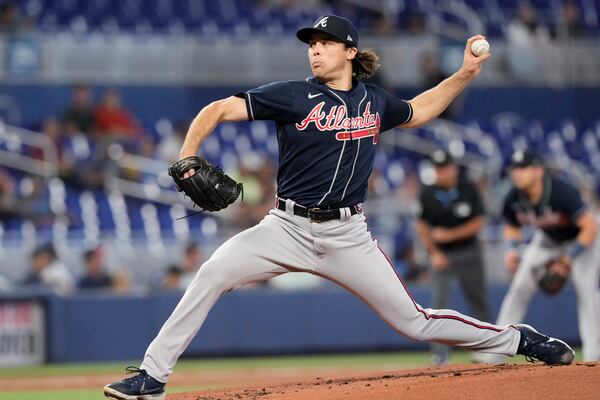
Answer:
[171, 362, 600, 400]
[2, 361, 598, 399]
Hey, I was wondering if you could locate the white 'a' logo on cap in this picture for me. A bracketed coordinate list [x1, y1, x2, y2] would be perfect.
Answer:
[347, 35, 353, 41]
[315, 16, 328, 28]
[513, 150, 524, 163]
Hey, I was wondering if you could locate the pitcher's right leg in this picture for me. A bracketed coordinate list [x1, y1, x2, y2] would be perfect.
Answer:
[139, 212, 318, 383]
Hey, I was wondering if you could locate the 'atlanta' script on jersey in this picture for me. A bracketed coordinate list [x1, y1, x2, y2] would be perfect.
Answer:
[514, 209, 571, 229]
[295, 101, 381, 143]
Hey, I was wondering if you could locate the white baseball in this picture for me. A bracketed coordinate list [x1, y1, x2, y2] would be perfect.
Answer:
[471, 39, 490, 56]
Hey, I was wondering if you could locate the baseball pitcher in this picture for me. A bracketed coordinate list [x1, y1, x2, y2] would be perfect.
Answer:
[104, 16, 574, 400]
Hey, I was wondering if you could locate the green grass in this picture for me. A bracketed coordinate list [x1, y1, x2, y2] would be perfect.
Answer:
[0, 349, 584, 399]
[0, 351, 440, 378]
[1, 386, 212, 400]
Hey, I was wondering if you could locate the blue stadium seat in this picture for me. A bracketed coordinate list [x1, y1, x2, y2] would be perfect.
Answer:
[14, 0, 600, 36]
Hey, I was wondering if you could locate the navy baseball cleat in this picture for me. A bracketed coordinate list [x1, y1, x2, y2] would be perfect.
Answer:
[104, 366, 166, 400]
[515, 324, 575, 365]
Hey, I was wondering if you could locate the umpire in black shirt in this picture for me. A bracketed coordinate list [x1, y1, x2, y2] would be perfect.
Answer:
[416, 150, 490, 365]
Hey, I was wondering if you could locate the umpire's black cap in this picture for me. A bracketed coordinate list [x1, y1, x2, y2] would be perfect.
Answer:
[509, 149, 542, 168]
[296, 15, 358, 48]
[430, 149, 455, 167]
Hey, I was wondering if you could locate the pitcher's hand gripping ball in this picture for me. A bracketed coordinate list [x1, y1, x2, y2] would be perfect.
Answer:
[169, 156, 243, 212]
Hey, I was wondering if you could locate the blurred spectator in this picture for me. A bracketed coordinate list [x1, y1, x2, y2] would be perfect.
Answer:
[94, 88, 142, 148]
[0, 168, 18, 219]
[79, 246, 130, 292]
[506, 2, 552, 82]
[161, 265, 184, 291]
[22, 243, 75, 295]
[19, 175, 55, 228]
[562, 1, 586, 39]
[0, 1, 21, 34]
[178, 242, 203, 289]
[507, 3, 552, 44]
[0, 170, 57, 227]
[63, 85, 96, 134]
[38, 116, 65, 162]
[79, 247, 112, 289]
[61, 120, 106, 189]
[24, 117, 62, 162]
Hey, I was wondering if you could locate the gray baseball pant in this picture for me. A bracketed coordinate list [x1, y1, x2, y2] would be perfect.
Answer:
[495, 231, 600, 361]
[141, 203, 520, 382]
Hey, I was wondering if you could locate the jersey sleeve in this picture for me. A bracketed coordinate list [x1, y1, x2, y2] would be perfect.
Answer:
[502, 190, 520, 227]
[372, 86, 413, 132]
[235, 81, 296, 123]
[557, 180, 588, 220]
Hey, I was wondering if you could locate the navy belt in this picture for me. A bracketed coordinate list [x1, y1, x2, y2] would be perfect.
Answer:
[276, 199, 361, 222]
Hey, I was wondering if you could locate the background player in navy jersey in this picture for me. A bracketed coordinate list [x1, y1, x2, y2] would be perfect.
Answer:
[489, 150, 600, 362]
[104, 15, 574, 400]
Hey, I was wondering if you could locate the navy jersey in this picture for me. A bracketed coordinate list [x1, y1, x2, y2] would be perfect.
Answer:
[502, 174, 587, 243]
[236, 77, 412, 207]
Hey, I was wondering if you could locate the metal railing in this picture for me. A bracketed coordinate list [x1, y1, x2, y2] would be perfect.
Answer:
[1, 33, 599, 86]
[382, 119, 503, 181]
[0, 122, 58, 177]
[105, 150, 190, 208]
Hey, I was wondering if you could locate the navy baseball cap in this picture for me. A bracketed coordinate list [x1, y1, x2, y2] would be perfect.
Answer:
[509, 150, 542, 168]
[430, 150, 455, 167]
[296, 15, 359, 48]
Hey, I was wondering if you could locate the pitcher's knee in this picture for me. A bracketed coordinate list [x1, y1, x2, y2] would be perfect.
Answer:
[193, 260, 233, 291]
[386, 310, 428, 340]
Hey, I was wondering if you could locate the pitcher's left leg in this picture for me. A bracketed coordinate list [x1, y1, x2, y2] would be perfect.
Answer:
[316, 216, 520, 355]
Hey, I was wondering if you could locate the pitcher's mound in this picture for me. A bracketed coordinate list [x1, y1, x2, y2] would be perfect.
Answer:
[170, 362, 599, 400]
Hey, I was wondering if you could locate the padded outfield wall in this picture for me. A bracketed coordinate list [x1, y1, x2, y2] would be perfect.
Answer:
[0, 284, 581, 364]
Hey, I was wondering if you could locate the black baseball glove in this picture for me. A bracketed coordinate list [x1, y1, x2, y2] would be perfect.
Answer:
[169, 156, 243, 212]
[536, 257, 570, 296]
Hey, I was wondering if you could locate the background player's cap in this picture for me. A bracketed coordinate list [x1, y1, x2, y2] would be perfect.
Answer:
[509, 149, 542, 168]
[430, 150, 454, 167]
[296, 15, 359, 48]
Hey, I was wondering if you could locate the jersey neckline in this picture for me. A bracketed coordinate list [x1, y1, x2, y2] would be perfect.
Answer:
[307, 76, 360, 94]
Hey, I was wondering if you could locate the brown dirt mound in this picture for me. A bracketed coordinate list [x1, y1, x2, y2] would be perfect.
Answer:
[170, 362, 600, 400]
